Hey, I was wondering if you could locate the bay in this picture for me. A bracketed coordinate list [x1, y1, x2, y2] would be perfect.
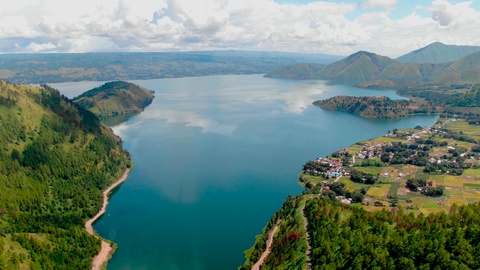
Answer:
[50, 74, 437, 269]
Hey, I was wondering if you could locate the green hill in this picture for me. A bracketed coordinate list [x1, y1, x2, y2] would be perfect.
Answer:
[316, 51, 397, 83]
[264, 63, 324, 79]
[73, 81, 155, 119]
[432, 51, 480, 85]
[397, 42, 480, 64]
[0, 80, 130, 268]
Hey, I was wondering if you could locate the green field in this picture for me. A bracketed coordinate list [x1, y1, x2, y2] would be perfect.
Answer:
[366, 184, 391, 198]
[352, 121, 480, 214]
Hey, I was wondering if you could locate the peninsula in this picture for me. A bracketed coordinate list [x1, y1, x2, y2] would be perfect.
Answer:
[73, 81, 155, 119]
[313, 95, 436, 118]
[241, 118, 480, 269]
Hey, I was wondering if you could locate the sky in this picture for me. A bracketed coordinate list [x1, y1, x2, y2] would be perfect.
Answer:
[1, 0, 480, 57]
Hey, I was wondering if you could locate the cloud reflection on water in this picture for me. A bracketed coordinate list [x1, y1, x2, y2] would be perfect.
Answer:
[138, 109, 237, 136]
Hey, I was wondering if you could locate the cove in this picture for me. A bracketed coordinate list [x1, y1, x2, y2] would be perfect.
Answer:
[50, 74, 437, 269]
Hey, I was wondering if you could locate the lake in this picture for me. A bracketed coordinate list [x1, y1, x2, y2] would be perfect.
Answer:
[50, 75, 437, 269]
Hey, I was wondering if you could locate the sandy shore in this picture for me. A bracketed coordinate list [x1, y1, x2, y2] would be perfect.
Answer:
[85, 168, 131, 270]
[251, 219, 281, 270]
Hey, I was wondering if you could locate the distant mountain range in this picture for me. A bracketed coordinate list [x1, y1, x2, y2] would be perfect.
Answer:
[396, 42, 480, 64]
[265, 42, 480, 86]
[0, 51, 343, 84]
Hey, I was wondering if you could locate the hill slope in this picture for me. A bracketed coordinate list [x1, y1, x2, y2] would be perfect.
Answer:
[397, 42, 480, 64]
[264, 63, 324, 79]
[73, 81, 155, 118]
[432, 51, 480, 85]
[0, 81, 130, 269]
[316, 51, 397, 83]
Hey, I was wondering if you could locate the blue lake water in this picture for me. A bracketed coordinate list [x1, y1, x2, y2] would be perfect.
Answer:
[50, 75, 437, 269]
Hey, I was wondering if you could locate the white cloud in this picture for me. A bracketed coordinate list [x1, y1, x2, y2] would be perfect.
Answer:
[0, 0, 480, 57]
[362, 0, 398, 10]
[26, 42, 58, 52]
[428, 0, 479, 29]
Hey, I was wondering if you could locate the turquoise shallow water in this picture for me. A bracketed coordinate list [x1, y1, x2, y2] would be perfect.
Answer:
[51, 75, 437, 270]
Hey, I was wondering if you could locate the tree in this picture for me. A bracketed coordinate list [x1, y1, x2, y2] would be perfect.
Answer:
[351, 191, 364, 203]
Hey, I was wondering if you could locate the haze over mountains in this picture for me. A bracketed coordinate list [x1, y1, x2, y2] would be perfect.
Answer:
[265, 42, 480, 86]
[0, 51, 342, 84]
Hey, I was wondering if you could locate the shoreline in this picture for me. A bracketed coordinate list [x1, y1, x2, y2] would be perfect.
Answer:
[85, 168, 131, 270]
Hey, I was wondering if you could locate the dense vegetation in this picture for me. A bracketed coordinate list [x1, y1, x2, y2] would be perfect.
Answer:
[0, 80, 130, 268]
[73, 81, 155, 118]
[240, 195, 308, 270]
[243, 194, 480, 270]
[305, 196, 480, 269]
[448, 88, 480, 107]
[313, 96, 434, 118]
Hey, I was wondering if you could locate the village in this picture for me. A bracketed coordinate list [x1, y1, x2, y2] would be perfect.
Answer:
[301, 120, 480, 206]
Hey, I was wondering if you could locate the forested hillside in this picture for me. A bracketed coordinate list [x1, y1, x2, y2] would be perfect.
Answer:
[0, 80, 131, 268]
[313, 96, 433, 118]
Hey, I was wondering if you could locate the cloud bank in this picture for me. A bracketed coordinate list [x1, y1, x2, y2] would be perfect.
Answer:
[1, 0, 480, 57]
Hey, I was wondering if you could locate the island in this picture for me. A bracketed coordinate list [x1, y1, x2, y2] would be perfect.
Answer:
[73, 81, 155, 120]
[241, 118, 480, 269]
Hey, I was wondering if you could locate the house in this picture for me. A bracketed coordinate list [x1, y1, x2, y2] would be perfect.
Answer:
[328, 171, 341, 178]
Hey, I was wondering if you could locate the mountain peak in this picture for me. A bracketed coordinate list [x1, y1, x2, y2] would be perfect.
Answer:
[397, 42, 480, 64]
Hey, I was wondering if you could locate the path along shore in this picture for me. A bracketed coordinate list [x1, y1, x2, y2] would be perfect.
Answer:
[85, 168, 131, 270]
[251, 219, 281, 270]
